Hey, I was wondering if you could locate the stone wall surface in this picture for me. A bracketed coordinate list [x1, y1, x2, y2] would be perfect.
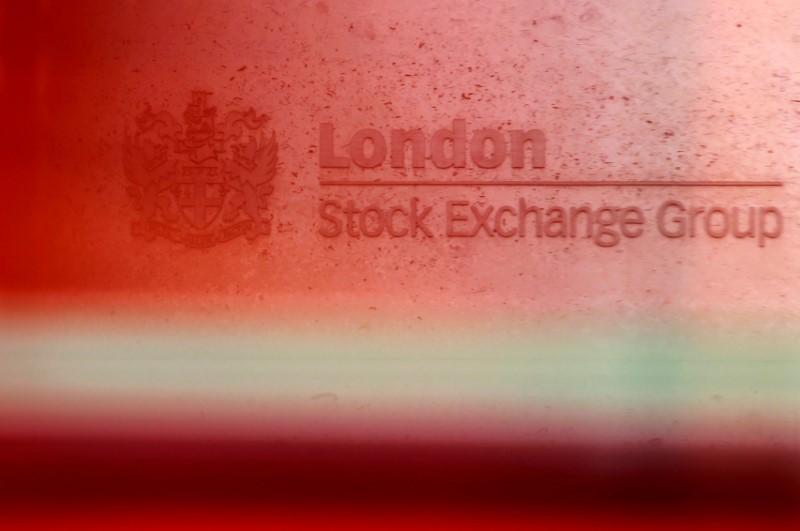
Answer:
[0, 1, 798, 448]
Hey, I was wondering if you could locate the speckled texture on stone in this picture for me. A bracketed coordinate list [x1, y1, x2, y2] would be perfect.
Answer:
[5, 0, 796, 327]
[1, 0, 799, 449]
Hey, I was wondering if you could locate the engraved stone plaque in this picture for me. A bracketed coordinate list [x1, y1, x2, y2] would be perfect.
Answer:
[1, 0, 798, 526]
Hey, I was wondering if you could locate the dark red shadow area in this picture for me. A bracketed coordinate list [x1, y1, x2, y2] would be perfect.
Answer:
[0, 435, 798, 529]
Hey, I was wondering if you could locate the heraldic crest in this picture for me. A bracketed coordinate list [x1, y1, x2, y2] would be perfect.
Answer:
[124, 91, 277, 247]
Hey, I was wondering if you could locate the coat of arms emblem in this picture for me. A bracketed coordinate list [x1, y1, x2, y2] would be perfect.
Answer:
[124, 91, 277, 247]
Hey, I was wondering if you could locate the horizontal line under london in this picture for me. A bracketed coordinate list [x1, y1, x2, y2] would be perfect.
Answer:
[318, 180, 783, 187]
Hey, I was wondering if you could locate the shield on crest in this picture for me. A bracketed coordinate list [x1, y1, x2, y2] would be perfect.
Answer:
[123, 91, 277, 247]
